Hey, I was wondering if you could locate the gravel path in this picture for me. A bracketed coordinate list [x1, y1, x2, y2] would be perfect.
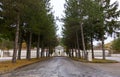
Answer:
[86, 62, 120, 77]
[0, 57, 118, 77]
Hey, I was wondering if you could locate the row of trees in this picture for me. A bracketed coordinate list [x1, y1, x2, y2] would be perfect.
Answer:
[62, 0, 120, 59]
[0, 0, 58, 63]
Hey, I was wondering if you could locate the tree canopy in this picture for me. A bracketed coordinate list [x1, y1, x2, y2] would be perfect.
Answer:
[62, 0, 120, 59]
[0, 0, 58, 63]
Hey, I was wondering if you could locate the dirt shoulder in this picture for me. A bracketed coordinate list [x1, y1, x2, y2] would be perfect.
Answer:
[0, 57, 51, 75]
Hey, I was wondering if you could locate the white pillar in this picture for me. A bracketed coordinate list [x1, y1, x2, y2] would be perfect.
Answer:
[0, 50, 1, 57]
[1, 51, 3, 58]
[88, 51, 92, 61]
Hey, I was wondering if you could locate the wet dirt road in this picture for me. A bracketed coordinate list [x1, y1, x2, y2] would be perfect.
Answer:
[0, 57, 117, 77]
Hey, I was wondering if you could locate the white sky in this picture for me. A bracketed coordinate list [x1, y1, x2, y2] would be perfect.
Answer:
[50, 0, 65, 37]
[50, 0, 120, 45]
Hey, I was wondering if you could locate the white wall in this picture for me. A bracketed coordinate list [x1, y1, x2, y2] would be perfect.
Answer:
[71, 50, 110, 57]
[0, 49, 43, 58]
[0, 49, 111, 57]
[111, 54, 120, 57]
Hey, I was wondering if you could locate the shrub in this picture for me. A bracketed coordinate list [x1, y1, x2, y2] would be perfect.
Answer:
[112, 38, 120, 53]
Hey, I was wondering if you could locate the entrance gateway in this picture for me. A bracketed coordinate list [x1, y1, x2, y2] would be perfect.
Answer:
[52, 45, 67, 56]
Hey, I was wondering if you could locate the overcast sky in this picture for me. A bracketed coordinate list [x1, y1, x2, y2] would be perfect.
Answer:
[50, 0, 120, 45]
[50, 0, 65, 37]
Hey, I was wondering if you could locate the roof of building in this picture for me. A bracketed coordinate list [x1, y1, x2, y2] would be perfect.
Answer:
[55, 45, 64, 50]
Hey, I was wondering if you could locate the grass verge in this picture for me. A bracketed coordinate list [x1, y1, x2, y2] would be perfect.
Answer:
[0, 57, 50, 74]
[71, 57, 118, 63]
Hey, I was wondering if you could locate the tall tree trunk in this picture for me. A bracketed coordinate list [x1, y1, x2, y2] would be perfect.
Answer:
[71, 48, 74, 57]
[40, 44, 42, 57]
[90, 35, 94, 59]
[42, 48, 45, 57]
[80, 23, 87, 59]
[47, 37, 50, 57]
[75, 43, 77, 58]
[69, 49, 72, 57]
[41, 42, 44, 58]
[36, 35, 40, 59]
[12, 14, 20, 63]
[48, 46, 51, 57]
[46, 49, 48, 57]
[102, 36, 105, 60]
[76, 31, 81, 58]
[17, 33, 22, 60]
[66, 48, 70, 57]
[26, 32, 32, 60]
[46, 49, 47, 57]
